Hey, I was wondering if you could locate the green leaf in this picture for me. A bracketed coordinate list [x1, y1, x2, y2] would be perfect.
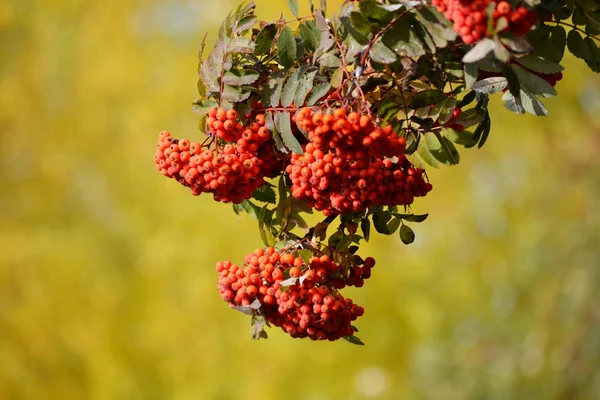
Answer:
[416, 133, 440, 168]
[381, 17, 425, 57]
[500, 34, 533, 55]
[319, 53, 342, 68]
[221, 84, 251, 102]
[438, 96, 457, 125]
[359, 0, 394, 24]
[511, 64, 557, 98]
[360, 217, 371, 242]
[464, 63, 478, 89]
[519, 88, 549, 116]
[462, 38, 496, 63]
[399, 224, 415, 245]
[229, 37, 255, 53]
[477, 113, 492, 148]
[275, 175, 288, 225]
[258, 206, 276, 247]
[278, 26, 297, 68]
[395, 213, 428, 223]
[252, 185, 276, 203]
[261, 70, 286, 107]
[281, 67, 303, 107]
[372, 210, 391, 234]
[254, 24, 277, 55]
[343, 335, 365, 346]
[341, 14, 371, 46]
[222, 69, 260, 85]
[294, 68, 318, 106]
[454, 109, 484, 129]
[472, 77, 508, 94]
[387, 217, 401, 234]
[191, 99, 218, 116]
[527, 25, 566, 63]
[503, 64, 521, 99]
[457, 90, 477, 108]
[240, 200, 262, 220]
[306, 83, 331, 106]
[567, 30, 590, 61]
[236, 15, 257, 33]
[330, 66, 344, 88]
[444, 127, 478, 147]
[368, 39, 397, 64]
[517, 55, 564, 74]
[275, 111, 303, 154]
[408, 90, 446, 109]
[299, 21, 320, 52]
[286, 0, 299, 17]
[414, 7, 457, 48]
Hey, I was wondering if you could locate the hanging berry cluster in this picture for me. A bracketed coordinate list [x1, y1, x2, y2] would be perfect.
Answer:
[432, 0, 538, 44]
[153, 0, 600, 344]
[217, 247, 373, 341]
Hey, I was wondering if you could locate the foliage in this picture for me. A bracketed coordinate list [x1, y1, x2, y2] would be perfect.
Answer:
[153, 0, 600, 343]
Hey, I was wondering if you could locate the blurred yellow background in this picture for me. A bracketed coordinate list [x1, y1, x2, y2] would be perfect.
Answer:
[2, 1, 600, 399]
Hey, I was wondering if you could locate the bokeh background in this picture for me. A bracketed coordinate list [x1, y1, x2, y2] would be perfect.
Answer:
[2, 0, 600, 399]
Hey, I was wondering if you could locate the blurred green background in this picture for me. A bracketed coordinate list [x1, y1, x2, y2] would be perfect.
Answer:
[2, 1, 600, 399]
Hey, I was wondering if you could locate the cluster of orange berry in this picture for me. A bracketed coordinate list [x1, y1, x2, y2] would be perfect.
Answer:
[432, 0, 538, 44]
[287, 108, 432, 215]
[153, 108, 286, 203]
[216, 247, 372, 341]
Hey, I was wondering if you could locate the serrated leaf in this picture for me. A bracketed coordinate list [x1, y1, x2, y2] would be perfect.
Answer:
[477, 113, 492, 148]
[444, 127, 478, 147]
[395, 213, 428, 223]
[330, 66, 344, 88]
[369, 39, 397, 64]
[500, 34, 533, 55]
[261, 70, 286, 107]
[503, 64, 521, 99]
[281, 67, 303, 107]
[341, 14, 371, 45]
[236, 15, 257, 33]
[399, 224, 415, 244]
[416, 134, 440, 168]
[278, 26, 297, 68]
[408, 90, 446, 109]
[462, 38, 496, 63]
[200, 40, 226, 93]
[519, 88, 548, 116]
[229, 37, 255, 53]
[472, 77, 508, 94]
[360, 217, 371, 242]
[517, 55, 564, 74]
[464, 63, 479, 89]
[299, 21, 320, 52]
[512, 64, 556, 98]
[567, 30, 590, 60]
[438, 96, 457, 125]
[252, 185, 276, 203]
[191, 99, 218, 116]
[294, 68, 318, 106]
[222, 69, 260, 85]
[241, 200, 261, 219]
[382, 17, 425, 57]
[319, 53, 342, 67]
[527, 25, 566, 63]
[372, 210, 391, 234]
[275, 111, 303, 154]
[254, 24, 277, 55]
[415, 7, 457, 49]
[387, 217, 401, 234]
[286, 0, 299, 17]
[221, 84, 251, 102]
[343, 335, 365, 345]
[454, 109, 484, 129]
[306, 83, 331, 106]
